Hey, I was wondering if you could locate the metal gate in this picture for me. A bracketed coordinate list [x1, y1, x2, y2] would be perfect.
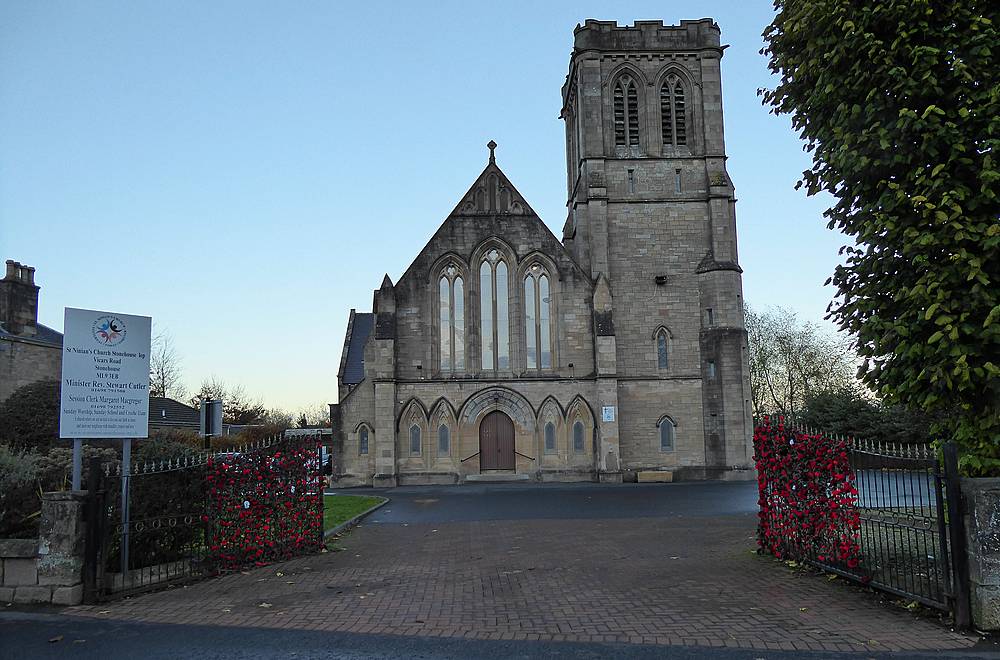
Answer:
[83, 434, 324, 602]
[754, 418, 970, 627]
[479, 410, 515, 470]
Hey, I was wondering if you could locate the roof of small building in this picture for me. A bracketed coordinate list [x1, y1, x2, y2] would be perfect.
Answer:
[149, 396, 200, 430]
[341, 312, 374, 386]
[0, 322, 63, 348]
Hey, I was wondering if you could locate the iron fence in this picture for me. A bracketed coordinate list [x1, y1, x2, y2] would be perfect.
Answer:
[753, 417, 969, 627]
[83, 434, 324, 602]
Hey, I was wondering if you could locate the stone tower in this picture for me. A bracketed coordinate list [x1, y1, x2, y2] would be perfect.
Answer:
[561, 19, 753, 478]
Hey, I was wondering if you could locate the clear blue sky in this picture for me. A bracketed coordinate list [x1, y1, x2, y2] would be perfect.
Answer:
[0, 1, 844, 411]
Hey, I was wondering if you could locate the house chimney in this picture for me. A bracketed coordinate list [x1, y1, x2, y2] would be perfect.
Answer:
[1, 259, 40, 337]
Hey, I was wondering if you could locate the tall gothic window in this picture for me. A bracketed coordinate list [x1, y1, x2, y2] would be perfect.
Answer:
[613, 74, 640, 147]
[358, 426, 369, 455]
[660, 75, 687, 147]
[438, 265, 465, 372]
[524, 264, 552, 370]
[480, 249, 509, 370]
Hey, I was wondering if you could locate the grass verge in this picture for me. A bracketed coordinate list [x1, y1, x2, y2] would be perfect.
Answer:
[323, 494, 384, 532]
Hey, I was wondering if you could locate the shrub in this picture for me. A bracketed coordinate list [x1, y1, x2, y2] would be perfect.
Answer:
[0, 443, 119, 539]
[0, 444, 40, 538]
[797, 389, 938, 445]
[0, 380, 60, 452]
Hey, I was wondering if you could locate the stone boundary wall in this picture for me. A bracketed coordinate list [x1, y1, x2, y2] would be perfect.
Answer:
[962, 477, 1000, 631]
[0, 491, 86, 605]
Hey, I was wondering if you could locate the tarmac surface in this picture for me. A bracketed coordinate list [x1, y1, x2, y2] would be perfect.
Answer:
[2, 480, 993, 659]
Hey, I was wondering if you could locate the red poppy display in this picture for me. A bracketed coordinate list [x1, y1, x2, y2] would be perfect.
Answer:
[205, 437, 324, 571]
[754, 416, 863, 571]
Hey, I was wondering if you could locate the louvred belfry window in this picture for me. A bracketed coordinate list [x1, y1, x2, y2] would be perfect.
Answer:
[613, 74, 640, 148]
[661, 74, 687, 147]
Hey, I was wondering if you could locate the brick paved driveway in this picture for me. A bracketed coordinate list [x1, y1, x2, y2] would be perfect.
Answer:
[66, 482, 979, 654]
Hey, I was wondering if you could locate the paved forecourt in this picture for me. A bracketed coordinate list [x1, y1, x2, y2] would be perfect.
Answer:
[64, 482, 978, 653]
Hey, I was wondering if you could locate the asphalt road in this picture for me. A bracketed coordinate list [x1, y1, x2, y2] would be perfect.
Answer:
[3, 480, 993, 659]
[1, 611, 995, 660]
[340, 479, 761, 524]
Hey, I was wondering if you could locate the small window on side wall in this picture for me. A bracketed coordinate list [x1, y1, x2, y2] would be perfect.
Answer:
[359, 427, 369, 455]
[659, 417, 676, 452]
[573, 421, 586, 453]
[656, 330, 669, 369]
[544, 422, 556, 454]
[438, 424, 450, 455]
[409, 424, 421, 455]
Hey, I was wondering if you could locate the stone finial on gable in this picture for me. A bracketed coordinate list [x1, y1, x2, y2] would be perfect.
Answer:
[452, 148, 534, 217]
[374, 274, 396, 340]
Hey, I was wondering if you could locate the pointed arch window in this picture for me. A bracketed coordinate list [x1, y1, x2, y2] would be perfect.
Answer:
[659, 416, 676, 452]
[613, 74, 640, 147]
[524, 264, 552, 370]
[438, 424, 450, 455]
[573, 420, 586, 453]
[480, 249, 510, 371]
[409, 424, 422, 455]
[544, 421, 556, 454]
[661, 74, 687, 147]
[438, 264, 465, 372]
[656, 329, 670, 369]
[358, 426, 369, 455]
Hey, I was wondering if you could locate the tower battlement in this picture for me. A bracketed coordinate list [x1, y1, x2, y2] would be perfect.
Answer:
[573, 18, 720, 52]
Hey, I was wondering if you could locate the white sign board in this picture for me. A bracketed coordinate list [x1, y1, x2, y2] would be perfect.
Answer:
[59, 307, 152, 438]
[602, 406, 615, 422]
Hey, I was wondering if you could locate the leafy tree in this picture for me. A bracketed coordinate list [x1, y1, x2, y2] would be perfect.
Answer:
[0, 380, 60, 451]
[761, 2, 999, 474]
[745, 304, 858, 416]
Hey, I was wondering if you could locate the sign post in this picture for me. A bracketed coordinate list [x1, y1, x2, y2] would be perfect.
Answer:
[72, 438, 83, 490]
[59, 307, 151, 581]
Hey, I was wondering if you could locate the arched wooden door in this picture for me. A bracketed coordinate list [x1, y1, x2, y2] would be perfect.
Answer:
[479, 410, 515, 471]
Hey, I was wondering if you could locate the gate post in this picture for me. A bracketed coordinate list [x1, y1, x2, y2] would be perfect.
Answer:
[943, 443, 971, 629]
[82, 458, 103, 604]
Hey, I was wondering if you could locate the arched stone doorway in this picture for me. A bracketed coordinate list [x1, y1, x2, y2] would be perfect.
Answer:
[479, 410, 515, 471]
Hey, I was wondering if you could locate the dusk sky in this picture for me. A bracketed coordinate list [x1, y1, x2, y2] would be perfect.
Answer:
[0, 1, 844, 412]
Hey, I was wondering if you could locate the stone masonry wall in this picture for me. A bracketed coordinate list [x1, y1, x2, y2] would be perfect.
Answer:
[391, 193, 595, 382]
[0, 340, 61, 402]
[0, 491, 86, 606]
[961, 478, 1000, 630]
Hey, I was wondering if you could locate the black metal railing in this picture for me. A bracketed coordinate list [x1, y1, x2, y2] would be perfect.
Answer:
[83, 434, 325, 603]
[753, 418, 970, 628]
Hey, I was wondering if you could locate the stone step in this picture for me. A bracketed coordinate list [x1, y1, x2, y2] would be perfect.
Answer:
[466, 473, 531, 483]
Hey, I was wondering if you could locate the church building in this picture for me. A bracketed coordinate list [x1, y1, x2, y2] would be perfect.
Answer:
[333, 19, 753, 486]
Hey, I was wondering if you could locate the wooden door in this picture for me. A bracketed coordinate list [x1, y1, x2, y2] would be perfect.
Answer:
[479, 411, 515, 471]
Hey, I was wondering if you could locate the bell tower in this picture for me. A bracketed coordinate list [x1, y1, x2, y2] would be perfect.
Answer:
[561, 19, 753, 478]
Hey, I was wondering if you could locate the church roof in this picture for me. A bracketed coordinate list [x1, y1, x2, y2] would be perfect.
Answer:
[340, 311, 374, 386]
[148, 396, 199, 431]
[0, 322, 63, 348]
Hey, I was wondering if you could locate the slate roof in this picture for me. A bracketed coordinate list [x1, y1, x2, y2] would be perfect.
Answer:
[341, 312, 374, 386]
[148, 396, 200, 431]
[0, 322, 63, 347]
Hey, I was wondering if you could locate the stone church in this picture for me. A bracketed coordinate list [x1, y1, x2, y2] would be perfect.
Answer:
[332, 19, 753, 486]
